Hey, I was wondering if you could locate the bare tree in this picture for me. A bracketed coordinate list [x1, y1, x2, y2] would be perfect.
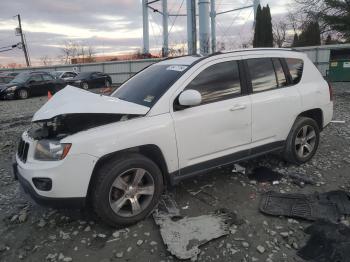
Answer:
[60, 41, 79, 64]
[273, 21, 288, 47]
[40, 55, 52, 66]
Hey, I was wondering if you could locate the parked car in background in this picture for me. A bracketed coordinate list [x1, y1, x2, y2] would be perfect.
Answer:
[51, 71, 78, 81]
[66, 71, 112, 90]
[0, 71, 66, 99]
[13, 49, 333, 225]
[1, 72, 20, 77]
[0, 76, 14, 84]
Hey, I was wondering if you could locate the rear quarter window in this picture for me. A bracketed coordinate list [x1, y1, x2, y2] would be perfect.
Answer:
[286, 58, 304, 84]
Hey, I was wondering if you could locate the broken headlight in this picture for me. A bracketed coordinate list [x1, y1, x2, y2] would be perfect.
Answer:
[34, 140, 71, 161]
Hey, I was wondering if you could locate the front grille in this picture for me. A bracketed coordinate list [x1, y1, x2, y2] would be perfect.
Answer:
[17, 138, 29, 163]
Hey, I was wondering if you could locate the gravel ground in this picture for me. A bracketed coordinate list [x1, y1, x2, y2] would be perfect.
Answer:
[0, 83, 349, 262]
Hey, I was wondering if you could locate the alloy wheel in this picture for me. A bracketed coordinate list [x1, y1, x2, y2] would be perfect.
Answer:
[19, 89, 28, 99]
[82, 83, 89, 90]
[295, 125, 316, 158]
[109, 168, 155, 217]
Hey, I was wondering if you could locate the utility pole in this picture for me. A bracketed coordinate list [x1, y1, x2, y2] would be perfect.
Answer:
[210, 0, 216, 53]
[15, 14, 30, 67]
[198, 0, 210, 55]
[162, 0, 169, 57]
[186, 0, 197, 55]
[142, 0, 150, 55]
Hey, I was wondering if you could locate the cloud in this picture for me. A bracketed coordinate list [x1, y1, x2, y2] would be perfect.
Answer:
[0, 0, 288, 66]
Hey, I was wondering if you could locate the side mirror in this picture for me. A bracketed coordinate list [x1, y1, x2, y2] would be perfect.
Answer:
[178, 89, 202, 107]
[28, 80, 36, 84]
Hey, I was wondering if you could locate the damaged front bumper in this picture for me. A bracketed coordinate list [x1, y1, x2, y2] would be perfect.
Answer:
[13, 132, 98, 208]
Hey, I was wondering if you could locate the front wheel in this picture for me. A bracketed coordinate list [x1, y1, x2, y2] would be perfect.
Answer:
[81, 82, 89, 90]
[284, 117, 320, 164]
[17, 89, 28, 99]
[91, 154, 164, 226]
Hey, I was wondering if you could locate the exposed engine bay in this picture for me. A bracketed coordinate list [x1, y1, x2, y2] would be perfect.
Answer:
[28, 113, 139, 140]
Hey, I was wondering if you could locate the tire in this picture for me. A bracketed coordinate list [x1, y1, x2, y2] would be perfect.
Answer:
[284, 117, 320, 164]
[105, 80, 112, 88]
[17, 89, 28, 99]
[81, 82, 89, 90]
[91, 153, 164, 226]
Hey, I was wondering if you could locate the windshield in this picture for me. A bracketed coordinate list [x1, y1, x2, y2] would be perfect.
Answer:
[111, 64, 187, 107]
[51, 72, 61, 77]
[9, 72, 30, 84]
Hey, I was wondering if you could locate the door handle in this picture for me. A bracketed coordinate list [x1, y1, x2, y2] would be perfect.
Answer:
[230, 105, 246, 111]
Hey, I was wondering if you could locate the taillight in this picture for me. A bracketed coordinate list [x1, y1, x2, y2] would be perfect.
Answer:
[327, 81, 333, 101]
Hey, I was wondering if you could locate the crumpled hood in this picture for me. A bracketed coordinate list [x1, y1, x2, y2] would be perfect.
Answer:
[32, 85, 150, 122]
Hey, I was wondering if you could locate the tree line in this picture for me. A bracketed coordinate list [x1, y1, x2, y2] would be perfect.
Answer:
[254, 0, 350, 48]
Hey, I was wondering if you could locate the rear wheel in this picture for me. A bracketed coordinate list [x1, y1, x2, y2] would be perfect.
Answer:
[17, 89, 28, 99]
[284, 117, 320, 164]
[81, 82, 89, 90]
[105, 80, 112, 88]
[91, 154, 163, 226]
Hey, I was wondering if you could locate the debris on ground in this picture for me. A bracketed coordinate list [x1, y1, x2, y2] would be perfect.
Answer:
[153, 195, 233, 260]
[330, 120, 346, 124]
[298, 220, 350, 262]
[285, 173, 318, 187]
[260, 190, 350, 222]
[247, 166, 283, 183]
[232, 164, 246, 175]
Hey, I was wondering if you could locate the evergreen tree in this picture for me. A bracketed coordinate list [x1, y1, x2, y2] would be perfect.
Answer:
[298, 21, 321, 47]
[253, 5, 263, 47]
[253, 4, 273, 47]
[264, 5, 273, 47]
[325, 34, 333, 45]
[292, 33, 299, 47]
[321, 0, 350, 41]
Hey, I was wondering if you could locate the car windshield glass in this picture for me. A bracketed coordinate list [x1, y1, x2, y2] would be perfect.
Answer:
[77, 72, 92, 78]
[51, 72, 61, 77]
[9, 72, 30, 83]
[111, 64, 187, 107]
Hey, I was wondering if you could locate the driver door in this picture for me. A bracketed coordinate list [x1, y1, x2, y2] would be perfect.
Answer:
[171, 59, 252, 174]
[27, 74, 45, 96]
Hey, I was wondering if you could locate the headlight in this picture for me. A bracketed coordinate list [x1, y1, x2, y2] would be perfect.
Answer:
[6, 86, 17, 92]
[34, 140, 71, 161]
[75, 80, 82, 83]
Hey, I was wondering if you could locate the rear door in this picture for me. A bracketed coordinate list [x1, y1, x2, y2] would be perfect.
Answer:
[245, 57, 302, 146]
[171, 58, 252, 172]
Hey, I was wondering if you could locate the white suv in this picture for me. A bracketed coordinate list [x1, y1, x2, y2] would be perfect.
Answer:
[14, 49, 333, 225]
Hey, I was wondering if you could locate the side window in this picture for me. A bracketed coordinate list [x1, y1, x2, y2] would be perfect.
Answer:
[247, 58, 278, 93]
[29, 75, 43, 82]
[185, 61, 241, 104]
[42, 74, 54, 81]
[286, 58, 304, 84]
[272, 58, 287, 87]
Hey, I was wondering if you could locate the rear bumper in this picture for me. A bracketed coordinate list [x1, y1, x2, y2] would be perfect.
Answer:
[13, 160, 85, 208]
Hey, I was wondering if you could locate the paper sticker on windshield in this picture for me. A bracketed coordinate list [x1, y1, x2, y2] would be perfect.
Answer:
[144, 95, 155, 103]
[166, 65, 188, 72]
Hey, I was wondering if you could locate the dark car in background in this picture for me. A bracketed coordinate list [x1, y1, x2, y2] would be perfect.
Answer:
[0, 71, 66, 100]
[66, 71, 112, 90]
[0, 76, 14, 84]
[1, 72, 20, 77]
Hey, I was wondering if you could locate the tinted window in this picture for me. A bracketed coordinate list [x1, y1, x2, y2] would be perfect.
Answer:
[42, 74, 54, 81]
[112, 65, 186, 107]
[286, 58, 304, 84]
[185, 61, 241, 104]
[247, 58, 278, 93]
[29, 75, 43, 82]
[272, 58, 287, 87]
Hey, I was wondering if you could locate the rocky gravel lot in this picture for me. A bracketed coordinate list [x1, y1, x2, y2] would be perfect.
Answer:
[0, 83, 349, 262]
